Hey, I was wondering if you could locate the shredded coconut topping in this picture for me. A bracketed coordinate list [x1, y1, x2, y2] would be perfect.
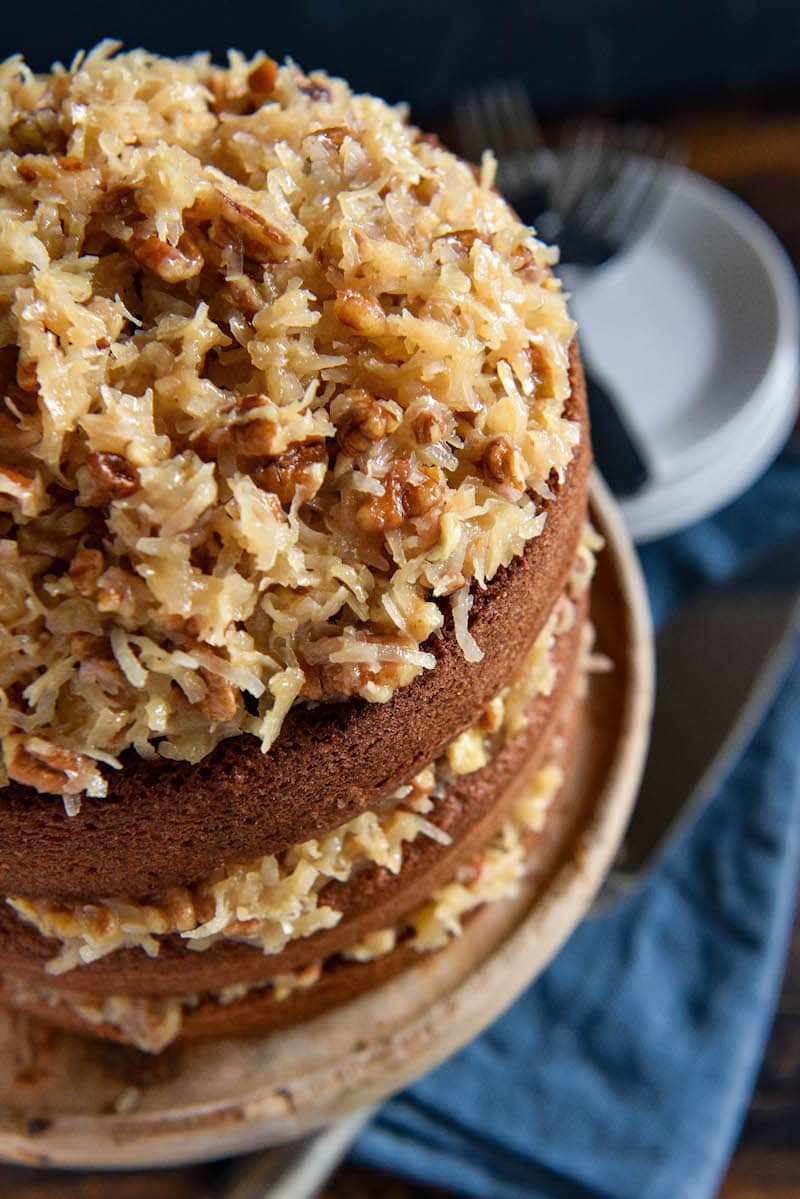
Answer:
[0, 45, 577, 800]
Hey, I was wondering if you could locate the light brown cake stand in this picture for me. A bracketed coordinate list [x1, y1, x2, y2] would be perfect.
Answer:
[0, 472, 654, 1169]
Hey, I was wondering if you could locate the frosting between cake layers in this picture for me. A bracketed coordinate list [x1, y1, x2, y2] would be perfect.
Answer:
[0, 751, 567, 1052]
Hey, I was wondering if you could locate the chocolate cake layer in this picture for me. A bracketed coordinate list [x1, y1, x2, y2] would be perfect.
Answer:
[0, 688, 586, 1049]
[0, 352, 590, 903]
[0, 597, 586, 997]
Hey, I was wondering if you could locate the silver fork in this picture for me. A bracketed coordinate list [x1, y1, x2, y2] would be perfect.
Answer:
[540, 120, 673, 268]
[451, 82, 669, 497]
[452, 80, 555, 206]
[454, 82, 671, 268]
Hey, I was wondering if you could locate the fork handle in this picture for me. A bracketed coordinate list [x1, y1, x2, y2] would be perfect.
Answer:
[583, 361, 649, 498]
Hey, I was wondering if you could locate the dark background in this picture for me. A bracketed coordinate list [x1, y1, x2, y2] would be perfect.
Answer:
[3, 0, 800, 125]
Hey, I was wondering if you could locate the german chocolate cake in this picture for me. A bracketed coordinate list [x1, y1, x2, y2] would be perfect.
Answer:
[0, 46, 598, 1052]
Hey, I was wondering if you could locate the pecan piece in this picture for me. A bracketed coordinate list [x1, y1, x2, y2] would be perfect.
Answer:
[248, 58, 279, 97]
[233, 394, 271, 415]
[480, 434, 526, 492]
[86, 452, 139, 499]
[412, 411, 445, 444]
[96, 566, 139, 614]
[215, 193, 291, 260]
[254, 441, 328, 507]
[78, 655, 125, 690]
[231, 411, 278, 457]
[198, 669, 238, 724]
[526, 341, 555, 395]
[7, 742, 89, 797]
[216, 276, 263, 321]
[69, 547, 105, 597]
[190, 189, 292, 261]
[332, 389, 400, 455]
[333, 291, 387, 338]
[298, 659, 324, 701]
[160, 887, 198, 934]
[511, 244, 540, 278]
[130, 231, 204, 283]
[408, 396, 450, 445]
[355, 460, 443, 533]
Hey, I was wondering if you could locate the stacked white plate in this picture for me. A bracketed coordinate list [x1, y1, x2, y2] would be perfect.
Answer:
[571, 164, 800, 543]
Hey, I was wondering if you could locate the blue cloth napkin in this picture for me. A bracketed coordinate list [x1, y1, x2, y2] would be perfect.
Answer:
[353, 442, 800, 1199]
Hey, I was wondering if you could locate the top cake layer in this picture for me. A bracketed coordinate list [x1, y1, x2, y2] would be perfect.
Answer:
[0, 46, 578, 807]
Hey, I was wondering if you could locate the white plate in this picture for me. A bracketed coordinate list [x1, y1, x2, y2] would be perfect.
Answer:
[571, 165, 800, 543]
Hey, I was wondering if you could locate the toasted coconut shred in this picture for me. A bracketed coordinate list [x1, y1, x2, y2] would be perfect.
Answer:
[0, 45, 578, 804]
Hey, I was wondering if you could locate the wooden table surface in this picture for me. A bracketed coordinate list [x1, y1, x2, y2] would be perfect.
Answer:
[0, 113, 798, 1199]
